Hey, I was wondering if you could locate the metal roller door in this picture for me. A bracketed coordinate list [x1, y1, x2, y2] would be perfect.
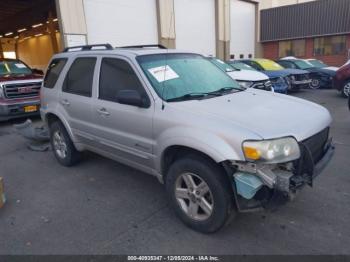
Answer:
[174, 0, 216, 56]
[230, 0, 256, 59]
[83, 0, 158, 47]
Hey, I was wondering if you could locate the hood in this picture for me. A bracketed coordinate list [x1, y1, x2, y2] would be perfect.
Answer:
[278, 68, 309, 75]
[262, 70, 290, 78]
[307, 67, 337, 76]
[324, 66, 339, 71]
[227, 70, 268, 82]
[0, 74, 43, 82]
[174, 89, 331, 141]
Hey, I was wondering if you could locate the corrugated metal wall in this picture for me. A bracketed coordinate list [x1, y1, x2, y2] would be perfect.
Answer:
[260, 0, 350, 42]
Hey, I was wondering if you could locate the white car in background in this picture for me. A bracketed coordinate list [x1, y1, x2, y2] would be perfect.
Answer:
[208, 57, 273, 92]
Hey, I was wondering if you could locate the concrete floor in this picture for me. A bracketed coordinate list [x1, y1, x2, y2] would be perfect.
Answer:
[0, 89, 349, 255]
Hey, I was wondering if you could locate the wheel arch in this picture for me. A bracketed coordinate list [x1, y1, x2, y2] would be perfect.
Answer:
[43, 112, 78, 147]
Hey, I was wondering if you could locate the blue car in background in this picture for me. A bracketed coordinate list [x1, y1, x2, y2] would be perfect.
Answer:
[239, 59, 312, 92]
[228, 60, 290, 94]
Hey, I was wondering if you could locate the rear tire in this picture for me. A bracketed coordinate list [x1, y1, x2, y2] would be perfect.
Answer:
[165, 154, 236, 233]
[49, 121, 81, 167]
[342, 81, 350, 98]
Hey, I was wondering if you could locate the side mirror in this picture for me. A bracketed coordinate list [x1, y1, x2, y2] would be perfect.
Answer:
[116, 89, 149, 108]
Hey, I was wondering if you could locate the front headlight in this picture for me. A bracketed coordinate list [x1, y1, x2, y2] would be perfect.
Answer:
[237, 81, 253, 89]
[242, 137, 300, 163]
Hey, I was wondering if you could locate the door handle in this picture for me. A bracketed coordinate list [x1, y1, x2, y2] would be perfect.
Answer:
[97, 107, 110, 116]
[60, 99, 70, 106]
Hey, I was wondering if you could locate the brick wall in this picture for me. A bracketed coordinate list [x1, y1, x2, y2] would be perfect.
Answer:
[261, 41, 279, 60]
[262, 34, 350, 66]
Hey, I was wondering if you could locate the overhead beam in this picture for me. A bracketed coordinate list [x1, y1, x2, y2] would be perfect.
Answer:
[0, 0, 56, 35]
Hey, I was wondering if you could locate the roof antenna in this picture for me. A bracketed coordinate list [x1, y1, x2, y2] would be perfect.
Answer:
[161, 4, 175, 110]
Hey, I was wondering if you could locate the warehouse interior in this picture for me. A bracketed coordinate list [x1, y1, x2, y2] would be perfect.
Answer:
[0, 0, 61, 70]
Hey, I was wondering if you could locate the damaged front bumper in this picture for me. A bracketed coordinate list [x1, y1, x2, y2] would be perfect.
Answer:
[227, 138, 335, 212]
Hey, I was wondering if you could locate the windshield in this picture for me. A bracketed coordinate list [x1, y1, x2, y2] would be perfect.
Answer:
[307, 59, 327, 68]
[293, 60, 314, 69]
[137, 53, 241, 101]
[0, 60, 32, 76]
[209, 58, 236, 72]
[258, 59, 284, 71]
[229, 61, 257, 71]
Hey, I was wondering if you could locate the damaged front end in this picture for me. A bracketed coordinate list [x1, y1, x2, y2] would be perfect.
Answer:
[225, 128, 335, 212]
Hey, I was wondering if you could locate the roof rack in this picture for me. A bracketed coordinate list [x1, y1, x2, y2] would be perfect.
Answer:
[63, 44, 113, 52]
[118, 44, 167, 49]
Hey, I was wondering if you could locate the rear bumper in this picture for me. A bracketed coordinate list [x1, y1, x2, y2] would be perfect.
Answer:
[0, 99, 40, 121]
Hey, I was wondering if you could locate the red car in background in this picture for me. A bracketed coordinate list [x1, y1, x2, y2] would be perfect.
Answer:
[333, 60, 350, 98]
[0, 59, 43, 121]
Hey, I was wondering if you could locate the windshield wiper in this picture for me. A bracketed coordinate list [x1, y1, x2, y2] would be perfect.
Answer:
[209, 86, 245, 95]
[166, 92, 221, 102]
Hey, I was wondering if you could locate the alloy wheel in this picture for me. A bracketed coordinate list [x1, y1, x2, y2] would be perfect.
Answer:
[53, 131, 68, 159]
[310, 79, 321, 89]
[175, 173, 214, 221]
[344, 83, 350, 97]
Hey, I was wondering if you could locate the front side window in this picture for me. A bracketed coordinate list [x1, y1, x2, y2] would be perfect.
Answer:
[314, 36, 347, 56]
[44, 58, 67, 89]
[137, 53, 241, 101]
[99, 58, 147, 102]
[63, 57, 96, 97]
[0, 60, 32, 76]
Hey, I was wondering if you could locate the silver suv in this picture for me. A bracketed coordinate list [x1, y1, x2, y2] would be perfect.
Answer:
[41, 44, 335, 233]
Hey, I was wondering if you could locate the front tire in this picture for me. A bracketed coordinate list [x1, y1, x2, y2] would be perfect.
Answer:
[310, 79, 321, 89]
[49, 121, 81, 167]
[165, 155, 236, 233]
[342, 81, 350, 98]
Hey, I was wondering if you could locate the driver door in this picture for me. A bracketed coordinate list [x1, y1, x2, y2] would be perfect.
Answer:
[91, 57, 155, 170]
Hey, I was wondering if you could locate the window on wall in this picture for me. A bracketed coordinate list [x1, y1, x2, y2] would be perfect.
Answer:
[314, 36, 347, 56]
[278, 39, 306, 57]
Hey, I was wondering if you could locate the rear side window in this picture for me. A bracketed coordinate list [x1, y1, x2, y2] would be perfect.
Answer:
[44, 58, 67, 89]
[63, 57, 96, 97]
[99, 58, 146, 102]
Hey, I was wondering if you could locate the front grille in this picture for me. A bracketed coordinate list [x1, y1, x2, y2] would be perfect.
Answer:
[302, 127, 329, 164]
[251, 80, 273, 91]
[3, 82, 42, 99]
[294, 74, 309, 81]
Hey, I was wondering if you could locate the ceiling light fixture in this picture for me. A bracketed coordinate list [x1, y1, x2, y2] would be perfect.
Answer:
[5, 32, 13, 36]
[53, 18, 58, 22]
[32, 23, 43, 28]
[35, 33, 43, 37]
[17, 28, 27, 33]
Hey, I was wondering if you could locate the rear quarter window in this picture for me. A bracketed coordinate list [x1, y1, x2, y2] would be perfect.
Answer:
[44, 58, 68, 89]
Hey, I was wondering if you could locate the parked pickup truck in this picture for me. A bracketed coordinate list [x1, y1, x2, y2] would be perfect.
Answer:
[0, 58, 43, 121]
[41, 44, 335, 233]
